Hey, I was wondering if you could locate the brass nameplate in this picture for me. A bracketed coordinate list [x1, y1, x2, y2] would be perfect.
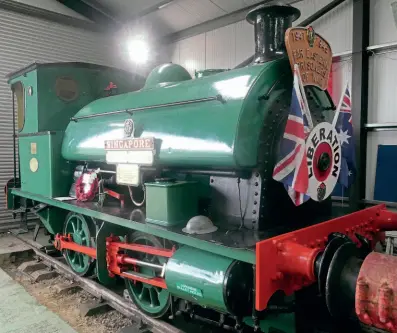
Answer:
[105, 137, 154, 150]
[285, 26, 333, 90]
[30, 142, 37, 154]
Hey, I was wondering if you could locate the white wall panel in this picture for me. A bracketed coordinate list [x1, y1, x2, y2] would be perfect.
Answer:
[170, 42, 180, 64]
[368, 54, 397, 123]
[294, 0, 320, 23]
[179, 34, 206, 77]
[370, 0, 397, 46]
[293, 0, 353, 54]
[206, 24, 236, 70]
[165, 21, 244, 73]
[235, 20, 254, 66]
[314, 0, 353, 54]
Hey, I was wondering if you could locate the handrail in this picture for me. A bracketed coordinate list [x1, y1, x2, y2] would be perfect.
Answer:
[71, 95, 224, 122]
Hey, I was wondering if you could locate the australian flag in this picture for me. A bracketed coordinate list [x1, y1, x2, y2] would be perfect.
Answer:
[273, 69, 310, 206]
[335, 84, 356, 188]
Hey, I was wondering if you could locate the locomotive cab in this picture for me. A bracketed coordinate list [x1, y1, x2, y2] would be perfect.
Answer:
[6, 62, 144, 198]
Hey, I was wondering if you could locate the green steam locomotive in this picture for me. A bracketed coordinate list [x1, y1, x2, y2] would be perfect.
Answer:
[5, 2, 397, 333]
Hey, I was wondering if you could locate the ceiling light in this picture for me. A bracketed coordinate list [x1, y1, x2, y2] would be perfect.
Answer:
[127, 37, 149, 64]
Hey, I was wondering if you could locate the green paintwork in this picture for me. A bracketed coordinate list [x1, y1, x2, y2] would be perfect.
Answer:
[163, 172, 212, 198]
[143, 63, 191, 89]
[145, 181, 198, 226]
[195, 69, 228, 78]
[165, 246, 235, 313]
[244, 313, 296, 333]
[125, 232, 171, 317]
[126, 275, 170, 316]
[7, 63, 144, 135]
[11, 63, 145, 199]
[62, 59, 288, 169]
[36, 207, 67, 235]
[11, 189, 256, 264]
[63, 213, 93, 274]
[19, 132, 72, 198]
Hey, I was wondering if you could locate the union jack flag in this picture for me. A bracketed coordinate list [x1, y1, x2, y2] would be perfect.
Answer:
[273, 69, 310, 206]
[335, 84, 356, 188]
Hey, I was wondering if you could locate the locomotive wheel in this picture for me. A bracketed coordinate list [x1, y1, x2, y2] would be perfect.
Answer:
[125, 232, 171, 318]
[63, 212, 96, 276]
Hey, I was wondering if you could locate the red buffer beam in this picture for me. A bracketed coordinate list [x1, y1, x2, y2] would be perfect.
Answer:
[255, 205, 395, 311]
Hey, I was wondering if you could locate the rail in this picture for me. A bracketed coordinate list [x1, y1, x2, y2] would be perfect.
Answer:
[11, 233, 183, 333]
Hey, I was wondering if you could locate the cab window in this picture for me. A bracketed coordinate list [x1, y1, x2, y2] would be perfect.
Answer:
[12, 82, 25, 132]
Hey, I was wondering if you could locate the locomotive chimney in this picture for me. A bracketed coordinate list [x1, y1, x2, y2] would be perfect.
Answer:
[246, 1, 300, 63]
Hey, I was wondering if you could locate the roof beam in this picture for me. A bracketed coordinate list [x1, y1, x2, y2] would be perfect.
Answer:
[80, 0, 119, 22]
[118, 0, 176, 22]
[56, 0, 119, 28]
[0, 0, 105, 32]
[161, 0, 301, 44]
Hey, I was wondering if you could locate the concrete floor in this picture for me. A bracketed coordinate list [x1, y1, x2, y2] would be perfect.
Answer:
[0, 231, 77, 333]
[0, 268, 77, 333]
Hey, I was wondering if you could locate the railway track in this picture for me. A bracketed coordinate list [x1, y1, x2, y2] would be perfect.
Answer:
[10, 233, 188, 333]
[9, 233, 388, 333]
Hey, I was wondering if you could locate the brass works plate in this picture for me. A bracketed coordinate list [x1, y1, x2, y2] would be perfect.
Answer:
[55, 76, 79, 102]
[116, 164, 140, 186]
[285, 26, 333, 90]
[30, 142, 37, 154]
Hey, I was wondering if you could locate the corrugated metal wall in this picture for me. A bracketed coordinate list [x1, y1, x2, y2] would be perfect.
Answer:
[0, 8, 115, 230]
